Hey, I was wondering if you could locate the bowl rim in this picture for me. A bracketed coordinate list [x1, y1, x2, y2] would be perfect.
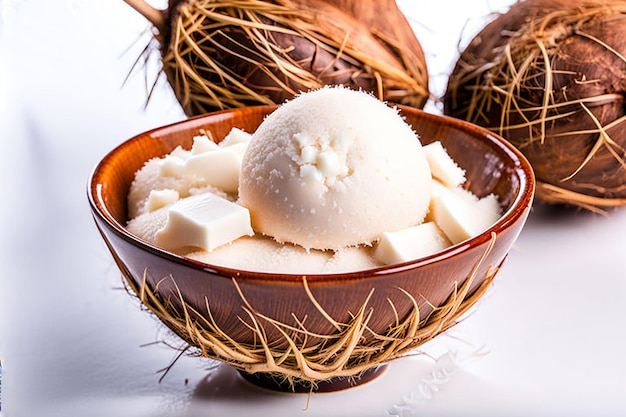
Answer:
[88, 105, 535, 283]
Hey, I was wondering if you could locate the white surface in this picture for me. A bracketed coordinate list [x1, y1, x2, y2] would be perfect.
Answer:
[1, 1, 625, 416]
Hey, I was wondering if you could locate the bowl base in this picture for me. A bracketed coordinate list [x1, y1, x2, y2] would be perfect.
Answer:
[239, 365, 387, 393]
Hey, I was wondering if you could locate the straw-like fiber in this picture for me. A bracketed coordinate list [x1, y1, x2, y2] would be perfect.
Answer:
[115, 233, 498, 389]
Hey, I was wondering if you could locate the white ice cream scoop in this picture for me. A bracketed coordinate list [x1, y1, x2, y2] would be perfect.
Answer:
[239, 86, 432, 250]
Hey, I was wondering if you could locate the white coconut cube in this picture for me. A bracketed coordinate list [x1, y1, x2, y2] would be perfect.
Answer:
[155, 193, 254, 252]
[374, 221, 451, 265]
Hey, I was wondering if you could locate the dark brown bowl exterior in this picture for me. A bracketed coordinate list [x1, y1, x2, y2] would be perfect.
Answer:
[89, 106, 534, 351]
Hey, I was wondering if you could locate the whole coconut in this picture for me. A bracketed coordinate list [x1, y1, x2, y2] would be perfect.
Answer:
[124, 0, 429, 115]
[445, 0, 626, 211]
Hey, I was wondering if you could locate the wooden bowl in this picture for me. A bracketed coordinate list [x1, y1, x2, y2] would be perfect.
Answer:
[88, 105, 534, 392]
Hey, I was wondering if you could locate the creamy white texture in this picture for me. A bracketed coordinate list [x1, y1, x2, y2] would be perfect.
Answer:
[423, 141, 466, 187]
[238, 86, 433, 251]
[127, 131, 251, 219]
[126, 87, 502, 273]
[154, 193, 253, 252]
[374, 221, 451, 265]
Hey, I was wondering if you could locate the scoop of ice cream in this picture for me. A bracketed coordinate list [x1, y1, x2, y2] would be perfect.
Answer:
[127, 130, 250, 219]
[238, 86, 432, 250]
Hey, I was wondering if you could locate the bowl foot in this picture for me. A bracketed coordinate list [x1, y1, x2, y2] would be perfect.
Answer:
[238, 365, 387, 393]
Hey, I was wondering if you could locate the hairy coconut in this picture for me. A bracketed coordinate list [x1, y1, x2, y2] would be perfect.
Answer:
[444, 0, 626, 211]
[124, 0, 429, 115]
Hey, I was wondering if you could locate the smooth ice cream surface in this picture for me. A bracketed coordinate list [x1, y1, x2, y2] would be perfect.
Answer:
[126, 88, 502, 274]
[239, 87, 432, 250]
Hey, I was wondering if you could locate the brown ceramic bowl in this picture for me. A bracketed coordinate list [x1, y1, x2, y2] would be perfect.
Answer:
[88, 105, 534, 392]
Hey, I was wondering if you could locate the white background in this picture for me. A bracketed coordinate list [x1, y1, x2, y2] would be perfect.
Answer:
[1, 1, 625, 416]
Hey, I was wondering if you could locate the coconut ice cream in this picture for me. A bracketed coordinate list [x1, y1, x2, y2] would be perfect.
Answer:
[126, 87, 501, 273]
[239, 86, 432, 250]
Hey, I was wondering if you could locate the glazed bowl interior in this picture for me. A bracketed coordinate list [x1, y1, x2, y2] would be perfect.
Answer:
[89, 105, 534, 389]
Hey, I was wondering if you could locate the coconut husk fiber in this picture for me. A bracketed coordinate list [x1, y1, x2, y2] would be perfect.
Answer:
[125, 0, 429, 115]
[444, 0, 626, 211]
[114, 231, 497, 391]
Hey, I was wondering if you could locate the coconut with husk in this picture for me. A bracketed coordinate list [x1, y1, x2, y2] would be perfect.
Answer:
[124, 0, 429, 116]
[444, 0, 626, 211]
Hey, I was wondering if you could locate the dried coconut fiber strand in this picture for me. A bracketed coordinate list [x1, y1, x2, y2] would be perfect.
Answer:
[124, 0, 430, 115]
[445, 0, 626, 212]
[111, 231, 498, 391]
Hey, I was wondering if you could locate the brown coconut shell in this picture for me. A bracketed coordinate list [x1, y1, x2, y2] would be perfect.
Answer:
[124, 0, 429, 115]
[444, 0, 626, 211]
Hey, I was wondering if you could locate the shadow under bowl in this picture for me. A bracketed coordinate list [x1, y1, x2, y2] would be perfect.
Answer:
[88, 105, 534, 392]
